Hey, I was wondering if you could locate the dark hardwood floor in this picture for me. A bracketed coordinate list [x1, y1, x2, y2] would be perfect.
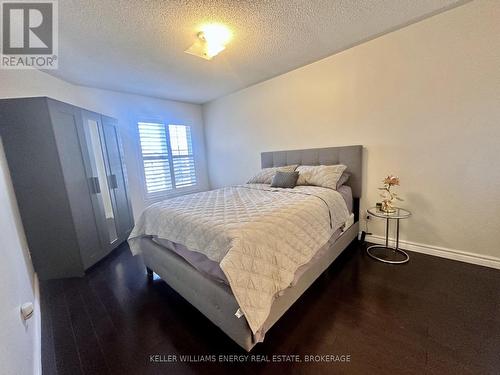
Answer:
[40, 240, 500, 375]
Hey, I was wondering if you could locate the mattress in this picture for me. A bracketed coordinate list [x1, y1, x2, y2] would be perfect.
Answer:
[129, 183, 350, 336]
[151, 226, 347, 285]
[337, 184, 353, 213]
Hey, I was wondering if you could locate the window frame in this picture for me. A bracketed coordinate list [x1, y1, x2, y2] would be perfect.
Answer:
[137, 120, 199, 203]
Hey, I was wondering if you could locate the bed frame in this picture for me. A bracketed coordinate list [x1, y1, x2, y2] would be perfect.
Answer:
[139, 145, 363, 351]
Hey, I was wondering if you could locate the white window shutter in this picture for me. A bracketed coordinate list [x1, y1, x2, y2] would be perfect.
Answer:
[138, 122, 197, 197]
[138, 122, 173, 194]
[169, 125, 197, 188]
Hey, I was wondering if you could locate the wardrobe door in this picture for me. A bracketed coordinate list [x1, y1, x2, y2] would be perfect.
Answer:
[47, 100, 102, 271]
[80, 111, 119, 253]
[101, 116, 133, 239]
[1, 98, 88, 278]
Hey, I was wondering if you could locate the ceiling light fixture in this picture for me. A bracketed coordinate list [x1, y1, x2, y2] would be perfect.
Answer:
[185, 23, 232, 60]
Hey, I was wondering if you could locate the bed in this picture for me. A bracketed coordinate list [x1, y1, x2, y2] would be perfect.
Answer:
[128, 145, 362, 351]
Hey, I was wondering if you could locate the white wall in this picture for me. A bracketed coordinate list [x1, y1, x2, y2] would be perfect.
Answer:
[0, 140, 39, 375]
[203, 0, 500, 262]
[0, 69, 209, 218]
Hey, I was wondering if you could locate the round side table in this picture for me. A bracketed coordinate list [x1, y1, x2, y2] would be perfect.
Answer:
[366, 207, 411, 264]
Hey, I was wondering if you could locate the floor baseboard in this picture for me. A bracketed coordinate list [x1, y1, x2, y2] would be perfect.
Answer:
[33, 273, 41, 375]
[365, 234, 500, 270]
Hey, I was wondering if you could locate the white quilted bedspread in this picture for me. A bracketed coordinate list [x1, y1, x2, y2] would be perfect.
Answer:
[128, 184, 349, 334]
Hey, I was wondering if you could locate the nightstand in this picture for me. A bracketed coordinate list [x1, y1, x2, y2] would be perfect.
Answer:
[366, 207, 411, 264]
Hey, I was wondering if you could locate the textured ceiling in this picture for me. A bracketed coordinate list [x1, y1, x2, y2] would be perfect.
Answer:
[47, 0, 467, 104]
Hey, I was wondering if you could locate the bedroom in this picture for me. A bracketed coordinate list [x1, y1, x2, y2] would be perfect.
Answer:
[0, 0, 499, 374]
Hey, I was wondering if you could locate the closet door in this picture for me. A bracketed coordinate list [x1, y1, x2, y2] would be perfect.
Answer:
[80, 111, 119, 253]
[47, 100, 102, 271]
[101, 116, 133, 239]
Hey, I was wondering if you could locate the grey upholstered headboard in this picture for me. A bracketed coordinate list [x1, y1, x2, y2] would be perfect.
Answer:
[261, 145, 363, 198]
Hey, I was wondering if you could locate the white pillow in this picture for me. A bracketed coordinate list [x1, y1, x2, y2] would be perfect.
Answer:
[296, 164, 347, 190]
[247, 165, 298, 184]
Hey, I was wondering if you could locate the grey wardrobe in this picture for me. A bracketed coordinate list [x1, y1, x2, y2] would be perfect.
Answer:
[0, 97, 134, 280]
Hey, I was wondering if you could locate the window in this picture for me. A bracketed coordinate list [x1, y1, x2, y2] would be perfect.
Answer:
[138, 122, 197, 197]
[168, 125, 197, 188]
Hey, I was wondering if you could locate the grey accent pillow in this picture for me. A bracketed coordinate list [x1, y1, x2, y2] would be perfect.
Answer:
[247, 164, 298, 184]
[271, 171, 299, 188]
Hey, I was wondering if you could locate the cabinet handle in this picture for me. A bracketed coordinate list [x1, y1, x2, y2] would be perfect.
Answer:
[89, 177, 95, 194]
[94, 177, 101, 193]
[109, 174, 118, 189]
[90, 177, 101, 194]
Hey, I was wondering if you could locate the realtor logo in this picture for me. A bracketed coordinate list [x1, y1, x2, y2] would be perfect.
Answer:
[1, 0, 58, 69]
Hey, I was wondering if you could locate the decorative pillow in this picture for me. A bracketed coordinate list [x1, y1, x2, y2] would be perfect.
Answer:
[296, 164, 347, 190]
[271, 171, 299, 189]
[247, 165, 298, 184]
[336, 172, 351, 189]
